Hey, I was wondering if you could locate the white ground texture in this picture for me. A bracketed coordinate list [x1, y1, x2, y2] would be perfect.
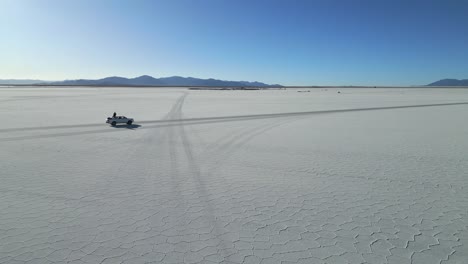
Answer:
[1, 87, 467, 264]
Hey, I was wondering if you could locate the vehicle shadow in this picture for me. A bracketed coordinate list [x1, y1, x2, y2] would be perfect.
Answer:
[110, 124, 142, 130]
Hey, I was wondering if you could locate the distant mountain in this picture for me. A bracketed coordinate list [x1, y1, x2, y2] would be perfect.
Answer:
[48, 75, 281, 87]
[0, 79, 45, 85]
[428, 79, 468, 86]
[52, 75, 166, 86]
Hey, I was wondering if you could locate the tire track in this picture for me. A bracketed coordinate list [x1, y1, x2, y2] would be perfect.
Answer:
[158, 92, 197, 247]
[166, 93, 187, 206]
[200, 117, 302, 175]
[195, 120, 275, 158]
[1, 101, 467, 134]
[172, 97, 308, 261]
[0, 118, 290, 142]
[168, 93, 236, 260]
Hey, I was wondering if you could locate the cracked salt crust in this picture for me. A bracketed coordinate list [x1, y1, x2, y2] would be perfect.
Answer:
[1, 87, 468, 263]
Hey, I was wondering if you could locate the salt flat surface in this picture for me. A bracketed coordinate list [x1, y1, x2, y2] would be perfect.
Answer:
[1, 87, 467, 264]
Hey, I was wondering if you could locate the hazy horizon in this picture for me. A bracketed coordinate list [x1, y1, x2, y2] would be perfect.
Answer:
[2, 74, 465, 87]
[1, 0, 468, 86]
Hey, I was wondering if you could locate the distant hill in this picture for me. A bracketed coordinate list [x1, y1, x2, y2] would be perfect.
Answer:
[0, 79, 45, 85]
[428, 79, 468, 86]
[46, 75, 281, 87]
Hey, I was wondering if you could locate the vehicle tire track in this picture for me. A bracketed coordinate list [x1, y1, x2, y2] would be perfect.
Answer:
[168, 93, 237, 261]
[200, 117, 302, 175]
[2, 101, 467, 134]
[168, 93, 323, 261]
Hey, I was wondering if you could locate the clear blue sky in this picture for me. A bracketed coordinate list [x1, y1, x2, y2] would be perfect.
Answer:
[1, 0, 468, 86]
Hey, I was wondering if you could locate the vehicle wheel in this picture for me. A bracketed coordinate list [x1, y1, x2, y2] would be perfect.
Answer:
[127, 121, 133, 125]
[111, 121, 117, 126]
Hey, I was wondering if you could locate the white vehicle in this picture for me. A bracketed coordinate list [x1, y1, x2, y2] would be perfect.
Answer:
[106, 116, 134, 126]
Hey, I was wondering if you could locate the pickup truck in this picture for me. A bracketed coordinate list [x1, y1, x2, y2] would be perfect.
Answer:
[106, 116, 134, 126]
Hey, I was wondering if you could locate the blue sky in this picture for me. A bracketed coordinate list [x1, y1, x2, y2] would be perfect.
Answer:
[1, 0, 467, 85]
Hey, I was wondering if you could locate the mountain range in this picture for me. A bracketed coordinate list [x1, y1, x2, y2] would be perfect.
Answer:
[0, 75, 281, 87]
[427, 79, 468, 86]
[0, 79, 45, 85]
[2, 76, 468, 87]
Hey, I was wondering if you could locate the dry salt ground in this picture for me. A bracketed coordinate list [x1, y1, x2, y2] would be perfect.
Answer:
[0, 87, 467, 264]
